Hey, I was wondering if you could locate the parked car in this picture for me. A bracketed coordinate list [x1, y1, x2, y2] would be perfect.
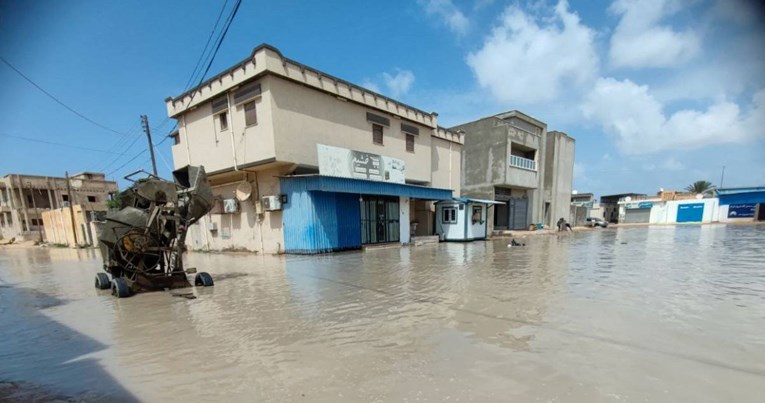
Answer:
[586, 217, 608, 228]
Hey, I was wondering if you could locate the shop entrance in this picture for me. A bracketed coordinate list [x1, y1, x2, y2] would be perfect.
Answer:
[360, 195, 400, 244]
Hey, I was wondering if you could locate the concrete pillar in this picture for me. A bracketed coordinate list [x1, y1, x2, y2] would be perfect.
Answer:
[399, 196, 410, 244]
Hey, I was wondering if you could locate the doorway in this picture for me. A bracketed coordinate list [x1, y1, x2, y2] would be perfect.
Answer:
[360, 195, 400, 244]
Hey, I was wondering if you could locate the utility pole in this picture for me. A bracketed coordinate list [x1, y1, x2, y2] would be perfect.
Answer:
[65, 171, 78, 246]
[141, 114, 158, 176]
[719, 165, 726, 190]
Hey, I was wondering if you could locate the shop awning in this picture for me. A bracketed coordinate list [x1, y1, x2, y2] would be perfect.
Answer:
[280, 175, 453, 200]
[438, 197, 505, 205]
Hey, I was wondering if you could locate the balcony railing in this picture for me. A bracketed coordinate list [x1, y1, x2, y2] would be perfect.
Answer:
[510, 155, 536, 171]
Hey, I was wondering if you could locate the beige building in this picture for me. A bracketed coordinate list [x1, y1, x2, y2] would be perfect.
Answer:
[166, 44, 463, 254]
[452, 111, 575, 231]
[41, 204, 101, 247]
[0, 172, 117, 242]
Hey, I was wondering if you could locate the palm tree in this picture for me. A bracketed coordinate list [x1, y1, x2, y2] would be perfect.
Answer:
[685, 180, 716, 195]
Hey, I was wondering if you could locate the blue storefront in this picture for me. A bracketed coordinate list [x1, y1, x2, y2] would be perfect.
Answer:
[717, 187, 765, 221]
[280, 175, 453, 254]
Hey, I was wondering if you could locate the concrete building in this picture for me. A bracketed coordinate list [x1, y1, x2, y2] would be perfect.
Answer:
[452, 111, 574, 232]
[716, 187, 765, 222]
[0, 172, 117, 242]
[600, 193, 646, 223]
[41, 204, 102, 246]
[570, 192, 601, 226]
[165, 44, 463, 254]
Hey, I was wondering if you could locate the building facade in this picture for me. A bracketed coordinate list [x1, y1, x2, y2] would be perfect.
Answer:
[716, 187, 765, 222]
[165, 44, 463, 254]
[0, 172, 117, 242]
[452, 111, 574, 232]
[600, 193, 646, 223]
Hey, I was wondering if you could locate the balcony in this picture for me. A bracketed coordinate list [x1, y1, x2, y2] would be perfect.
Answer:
[509, 155, 536, 171]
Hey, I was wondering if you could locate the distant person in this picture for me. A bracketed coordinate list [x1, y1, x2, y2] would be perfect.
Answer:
[557, 218, 572, 232]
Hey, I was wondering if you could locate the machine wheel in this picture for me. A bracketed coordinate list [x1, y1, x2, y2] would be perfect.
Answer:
[111, 278, 132, 298]
[95, 273, 111, 290]
[194, 272, 214, 287]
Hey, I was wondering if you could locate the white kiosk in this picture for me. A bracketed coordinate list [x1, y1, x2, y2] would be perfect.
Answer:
[435, 198, 503, 241]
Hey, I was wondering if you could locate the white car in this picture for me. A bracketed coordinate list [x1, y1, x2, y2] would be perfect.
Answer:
[586, 217, 608, 228]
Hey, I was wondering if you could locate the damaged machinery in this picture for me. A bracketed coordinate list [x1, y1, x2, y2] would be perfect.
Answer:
[94, 166, 214, 298]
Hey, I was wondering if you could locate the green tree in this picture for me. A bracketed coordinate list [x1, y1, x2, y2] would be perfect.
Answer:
[106, 191, 122, 210]
[685, 180, 716, 195]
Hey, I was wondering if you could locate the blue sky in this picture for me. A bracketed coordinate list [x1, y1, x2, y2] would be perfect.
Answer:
[1, 0, 763, 198]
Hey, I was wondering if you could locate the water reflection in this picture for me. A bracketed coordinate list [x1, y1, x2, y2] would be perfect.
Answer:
[0, 225, 764, 401]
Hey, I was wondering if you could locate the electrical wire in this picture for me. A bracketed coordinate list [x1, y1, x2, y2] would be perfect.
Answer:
[183, 0, 243, 108]
[0, 133, 123, 154]
[0, 56, 129, 136]
[182, 0, 231, 92]
[107, 149, 148, 177]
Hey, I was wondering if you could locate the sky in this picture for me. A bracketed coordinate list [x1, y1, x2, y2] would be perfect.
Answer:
[0, 0, 763, 198]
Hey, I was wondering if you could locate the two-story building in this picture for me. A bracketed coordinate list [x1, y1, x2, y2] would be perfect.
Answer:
[452, 111, 574, 232]
[165, 44, 463, 254]
[0, 172, 117, 242]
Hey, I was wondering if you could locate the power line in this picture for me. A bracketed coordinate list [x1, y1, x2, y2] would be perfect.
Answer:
[184, 0, 243, 108]
[0, 133, 124, 154]
[183, 0, 231, 91]
[0, 56, 129, 136]
[99, 134, 144, 172]
[107, 149, 148, 177]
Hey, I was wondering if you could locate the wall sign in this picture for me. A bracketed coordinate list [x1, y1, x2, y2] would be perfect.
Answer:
[317, 144, 405, 184]
[638, 201, 653, 209]
[728, 203, 756, 218]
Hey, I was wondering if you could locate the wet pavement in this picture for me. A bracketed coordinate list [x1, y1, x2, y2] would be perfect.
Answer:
[1, 225, 764, 402]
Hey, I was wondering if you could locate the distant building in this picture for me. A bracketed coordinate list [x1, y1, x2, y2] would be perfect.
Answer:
[570, 193, 600, 226]
[600, 193, 646, 223]
[452, 110, 575, 231]
[716, 187, 765, 222]
[165, 44, 463, 254]
[0, 172, 117, 242]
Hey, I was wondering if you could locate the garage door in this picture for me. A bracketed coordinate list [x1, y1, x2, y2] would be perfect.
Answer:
[677, 203, 704, 222]
[509, 198, 528, 230]
[624, 208, 650, 223]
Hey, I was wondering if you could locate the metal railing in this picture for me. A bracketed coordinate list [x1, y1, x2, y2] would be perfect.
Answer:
[510, 155, 537, 171]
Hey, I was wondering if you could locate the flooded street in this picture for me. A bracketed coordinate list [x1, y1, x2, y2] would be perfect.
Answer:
[1, 225, 764, 402]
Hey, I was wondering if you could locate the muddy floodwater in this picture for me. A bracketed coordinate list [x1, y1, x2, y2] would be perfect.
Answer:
[1, 225, 764, 402]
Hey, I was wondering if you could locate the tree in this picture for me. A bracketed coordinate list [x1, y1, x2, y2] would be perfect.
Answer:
[686, 180, 716, 195]
[106, 191, 122, 210]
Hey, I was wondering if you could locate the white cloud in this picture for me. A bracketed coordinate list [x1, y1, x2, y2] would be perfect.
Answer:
[420, 0, 469, 36]
[609, 0, 701, 68]
[382, 69, 415, 98]
[466, 0, 598, 104]
[582, 77, 765, 154]
[361, 80, 381, 94]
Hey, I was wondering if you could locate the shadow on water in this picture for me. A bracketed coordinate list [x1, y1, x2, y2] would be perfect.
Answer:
[0, 283, 138, 402]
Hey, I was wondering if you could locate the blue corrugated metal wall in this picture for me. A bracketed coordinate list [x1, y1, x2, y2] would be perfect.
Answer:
[281, 179, 361, 254]
[718, 191, 765, 205]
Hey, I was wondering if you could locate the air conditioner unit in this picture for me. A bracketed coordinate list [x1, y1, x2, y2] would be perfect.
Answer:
[223, 198, 239, 214]
[62, 201, 70, 208]
[208, 222, 218, 232]
[262, 195, 282, 211]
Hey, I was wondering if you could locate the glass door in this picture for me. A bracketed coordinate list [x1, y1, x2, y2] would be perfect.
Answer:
[360, 196, 399, 244]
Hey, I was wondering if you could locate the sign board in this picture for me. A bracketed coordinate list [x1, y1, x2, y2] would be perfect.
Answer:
[728, 203, 756, 218]
[638, 201, 653, 209]
[317, 144, 405, 184]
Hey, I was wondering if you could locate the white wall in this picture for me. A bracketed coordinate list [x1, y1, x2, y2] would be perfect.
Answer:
[716, 204, 757, 223]
[648, 199, 719, 224]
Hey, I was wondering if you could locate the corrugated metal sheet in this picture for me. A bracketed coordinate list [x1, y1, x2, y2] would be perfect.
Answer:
[281, 176, 452, 200]
[281, 179, 361, 254]
[718, 191, 765, 205]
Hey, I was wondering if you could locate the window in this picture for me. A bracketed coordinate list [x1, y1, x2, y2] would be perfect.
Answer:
[442, 207, 457, 223]
[27, 195, 33, 205]
[87, 196, 97, 202]
[472, 206, 483, 224]
[62, 194, 69, 202]
[218, 111, 228, 131]
[372, 124, 383, 145]
[406, 133, 415, 152]
[244, 101, 257, 126]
